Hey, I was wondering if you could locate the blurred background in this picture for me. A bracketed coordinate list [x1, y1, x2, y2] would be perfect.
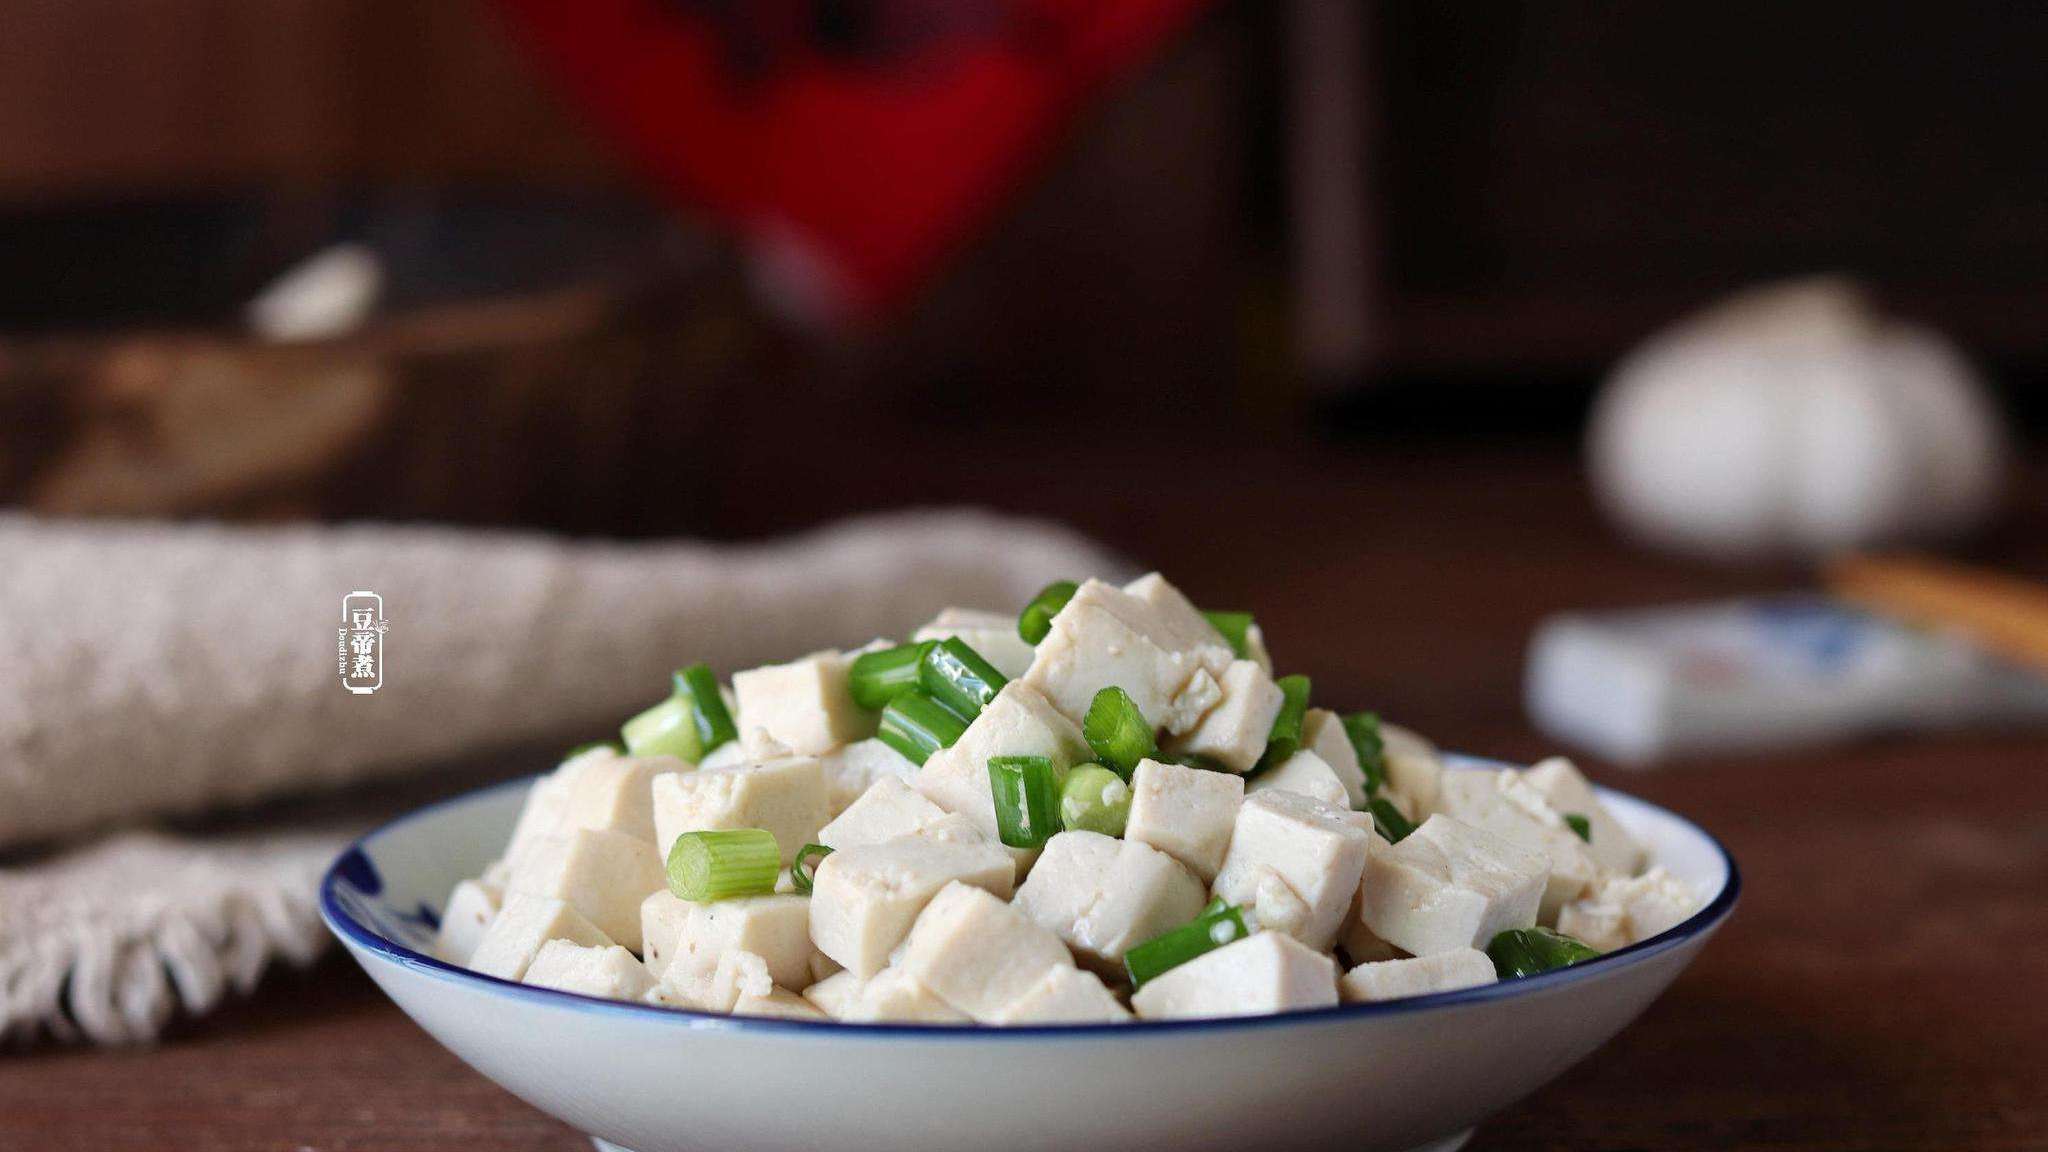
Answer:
[3, 0, 2046, 747]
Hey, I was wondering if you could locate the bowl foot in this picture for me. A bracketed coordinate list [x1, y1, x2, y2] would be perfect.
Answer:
[593, 1130, 1474, 1152]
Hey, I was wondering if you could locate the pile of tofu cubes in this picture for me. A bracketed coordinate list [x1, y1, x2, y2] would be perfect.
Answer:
[434, 574, 1699, 1023]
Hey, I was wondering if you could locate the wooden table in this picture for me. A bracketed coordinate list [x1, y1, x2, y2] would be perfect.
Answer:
[7, 440, 2045, 1151]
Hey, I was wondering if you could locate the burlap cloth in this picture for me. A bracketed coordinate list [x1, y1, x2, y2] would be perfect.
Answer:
[0, 510, 1121, 1045]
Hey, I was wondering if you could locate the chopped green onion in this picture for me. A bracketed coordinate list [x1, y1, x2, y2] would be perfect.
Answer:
[1083, 687, 1156, 779]
[1486, 927, 1602, 979]
[564, 740, 625, 760]
[988, 755, 1062, 849]
[790, 843, 833, 895]
[1202, 611, 1254, 658]
[1254, 674, 1312, 771]
[677, 664, 739, 755]
[623, 665, 737, 762]
[622, 684, 698, 761]
[1342, 711, 1387, 797]
[666, 829, 780, 902]
[1368, 796, 1416, 843]
[1059, 763, 1132, 837]
[918, 637, 1008, 719]
[848, 642, 934, 710]
[876, 691, 969, 766]
[1173, 753, 1231, 773]
[1124, 901, 1252, 987]
[1563, 813, 1592, 843]
[1018, 580, 1079, 644]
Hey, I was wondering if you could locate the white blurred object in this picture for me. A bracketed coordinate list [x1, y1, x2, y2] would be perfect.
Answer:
[1525, 598, 2048, 766]
[1589, 277, 2008, 559]
[245, 244, 383, 342]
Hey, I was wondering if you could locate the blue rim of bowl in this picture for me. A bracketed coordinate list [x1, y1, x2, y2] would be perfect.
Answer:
[321, 757, 1741, 1040]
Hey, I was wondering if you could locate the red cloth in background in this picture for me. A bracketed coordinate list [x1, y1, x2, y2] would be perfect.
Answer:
[493, 0, 1210, 322]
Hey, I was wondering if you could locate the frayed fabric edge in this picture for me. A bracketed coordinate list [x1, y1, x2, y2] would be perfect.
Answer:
[1, 828, 347, 1046]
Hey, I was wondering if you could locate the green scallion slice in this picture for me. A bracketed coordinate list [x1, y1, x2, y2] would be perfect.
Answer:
[1083, 686, 1156, 779]
[1368, 796, 1416, 843]
[988, 755, 1061, 849]
[1018, 580, 1079, 644]
[1341, 711, 1387, 797]
[790, 843, 833, 895]
[1486, 927, 1602, 979]
[666, 829, 780, 902]
[848, 642, 934, 710]
[876, 691, 969, 766]
[1058, 763, 1132, 837]
[918, 637, 1008, 719]
[1202, 611, 1254, 658]
[622, 683, 699, 762]
[1563, 813, 1592, 842]
[1124, 901, 1252, 987]
[677, 664, 739, 754]
[1253, 674, 1312, 771]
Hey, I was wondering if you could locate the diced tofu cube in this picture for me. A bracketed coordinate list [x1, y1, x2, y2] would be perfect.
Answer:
[1124, 759, 1244, 882]
[1021, 579, 1232, 734]
[1120, 573, 1234, 654]
[1359, 815, 1547, 956]
[652, 756, 828, 865]
[502, 751, 602, 870]
[801, 970, 865, 1017]
[698, 740, 750, 771]
[1164, 660, 1283, 773]
[990, 966, 1132, 1025]
[1300, 709, 1369, 808]
[913, 681, 1088, 839]
[913, 610, 1039, 680]
[732, 986, 828, 1021]
[1555, 896, 1629, 952]
[650, 948, 774, 1013]
[1213, 791, 1372, 951]
[560, 754, 683, 845]
[1130, 932, 1338, 1021]
[1560, 866, 1699, 951]
[1436, 769, 1604, 923]
[837, 968, 972, 1024]
[808, 836, 1016, 977]
[1340, 910, 1404, 966]
[732, 651, 874, 758]
[1244, 622, 1274, 674]
[1381, 722, 1444, 817]
[818, 777, 952, 851]
[897, 882, 1074, 1022]
[658, 894, 816, 990]
[1239, 866, 1314, 941]
[466, 893, 612, 981]
[522, 940, 657, 1002]
[434, 878, 501, 966]
[509, 828, 665, 952]
[818, 738, 919, 816]
[1013, 832, 1208, 971]
[1522, 757, 1648, 876]
[1339, 949, 1497, 1003]
[1246, 749, 1352, 809]
[640, 890, 692, 973]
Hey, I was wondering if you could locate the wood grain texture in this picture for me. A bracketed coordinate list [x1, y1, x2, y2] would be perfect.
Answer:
[4, 441, 2044, 1150]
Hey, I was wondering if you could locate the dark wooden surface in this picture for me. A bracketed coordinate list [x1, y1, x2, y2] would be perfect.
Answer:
[5, 440, 2045, 1151]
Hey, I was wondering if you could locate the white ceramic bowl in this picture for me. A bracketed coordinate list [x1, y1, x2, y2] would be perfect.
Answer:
[322, 757, 1738, 1152]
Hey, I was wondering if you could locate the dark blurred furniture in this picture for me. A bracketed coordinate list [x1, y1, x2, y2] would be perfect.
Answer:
[1297, 1, 2048, 378]
[5, 443, 2045, 1151]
